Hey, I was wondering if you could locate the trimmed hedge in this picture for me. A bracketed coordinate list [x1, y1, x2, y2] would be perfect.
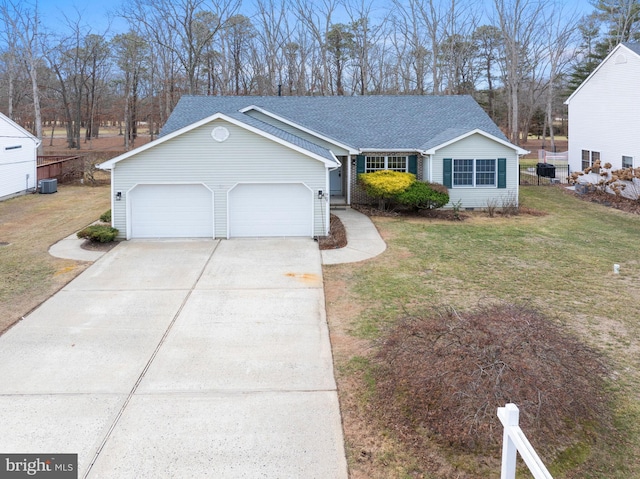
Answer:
[358, 170, 415, 197]
[99, 209, 111, 223]
[359, 171, 416, 209]
[77, 225, 119, 243]
[395, 181, 449, 210]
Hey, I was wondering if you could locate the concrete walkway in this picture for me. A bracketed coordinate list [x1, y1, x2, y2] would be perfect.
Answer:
[49, 232, 106, 262]
[322, 208, 386, 264]
[1, 239, 347, 478]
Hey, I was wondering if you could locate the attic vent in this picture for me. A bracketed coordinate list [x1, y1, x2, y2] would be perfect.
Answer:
[615, 54, 627, 64]
[211, 126, 230, 142]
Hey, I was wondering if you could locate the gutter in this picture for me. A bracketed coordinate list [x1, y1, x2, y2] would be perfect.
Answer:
[358, 148, 427, 155]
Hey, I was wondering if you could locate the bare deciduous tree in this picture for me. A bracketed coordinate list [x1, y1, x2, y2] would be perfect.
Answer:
[0, 0, 45, 152]
[492, 0, 549, 144]
[120, 0, 240, 95]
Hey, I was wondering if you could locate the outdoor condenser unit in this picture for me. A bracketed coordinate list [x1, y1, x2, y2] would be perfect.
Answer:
[39, 179, 58, 194]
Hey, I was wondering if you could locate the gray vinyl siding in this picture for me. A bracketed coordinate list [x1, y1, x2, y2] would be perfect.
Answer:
[246, 110, 351, 156]
[112, 118, 328, 238]
[430, 133, 519, 209]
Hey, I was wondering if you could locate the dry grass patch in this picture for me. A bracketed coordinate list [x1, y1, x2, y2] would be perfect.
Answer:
[0, 185, 111, 333]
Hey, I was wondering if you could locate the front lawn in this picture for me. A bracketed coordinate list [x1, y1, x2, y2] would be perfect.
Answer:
[0, 185, 111, 333]
[324, 185, 640, 478]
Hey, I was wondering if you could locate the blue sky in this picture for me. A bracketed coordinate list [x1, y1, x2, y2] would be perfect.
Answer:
[37, 0, 596, 36]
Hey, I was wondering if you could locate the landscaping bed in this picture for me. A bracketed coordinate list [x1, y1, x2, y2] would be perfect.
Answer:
[318, 214, 347, 250]
[566, 185, 640, 215]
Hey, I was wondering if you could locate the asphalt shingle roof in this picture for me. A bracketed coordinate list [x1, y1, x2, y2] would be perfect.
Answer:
[161, 95, 507, 152]
[623, 42, 640, 56]
[225, 112, 337, 163]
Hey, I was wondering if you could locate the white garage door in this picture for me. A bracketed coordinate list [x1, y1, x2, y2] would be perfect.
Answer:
[129, 184, 213, 238]
[228, 183, 312, 237]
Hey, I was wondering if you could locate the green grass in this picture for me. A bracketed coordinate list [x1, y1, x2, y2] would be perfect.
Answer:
[334, 185, 640, 477]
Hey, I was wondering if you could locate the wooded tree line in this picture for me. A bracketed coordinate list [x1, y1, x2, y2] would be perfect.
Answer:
[0, 0, 639, 152]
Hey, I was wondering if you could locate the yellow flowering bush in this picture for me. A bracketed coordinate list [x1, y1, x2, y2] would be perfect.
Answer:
[359, 170, 415, 209]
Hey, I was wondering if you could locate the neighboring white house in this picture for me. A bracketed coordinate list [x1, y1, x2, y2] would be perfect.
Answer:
[99, 96, 527, 240]
[565, 42, 640, 174]
[0, 113, 41, 200]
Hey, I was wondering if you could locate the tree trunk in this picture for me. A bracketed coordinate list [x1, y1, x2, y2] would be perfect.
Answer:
[28, 56, 43, 154]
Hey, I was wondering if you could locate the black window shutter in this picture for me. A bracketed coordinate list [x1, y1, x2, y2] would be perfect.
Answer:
[497, 158, 507, 188]
[356, 155, 366, 174]
[443, 158, 452, 188]
[408, 155, 418, 175]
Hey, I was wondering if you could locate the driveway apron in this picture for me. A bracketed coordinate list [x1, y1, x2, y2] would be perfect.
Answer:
[0, 239, 347, 478]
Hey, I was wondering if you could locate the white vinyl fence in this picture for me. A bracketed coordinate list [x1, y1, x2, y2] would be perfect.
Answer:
[498, 403, 553, 479]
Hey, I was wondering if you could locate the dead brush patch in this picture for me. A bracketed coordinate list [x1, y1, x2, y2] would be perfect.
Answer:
[370, 303, 612, 469]
[318, 214, 347, 250]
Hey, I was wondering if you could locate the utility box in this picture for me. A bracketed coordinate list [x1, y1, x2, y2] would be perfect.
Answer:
[39, 179, 58, 194]
[536, 163, 556, 178]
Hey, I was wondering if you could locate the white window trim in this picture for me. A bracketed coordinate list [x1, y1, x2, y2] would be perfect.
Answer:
[453, 158, 497, 188]
[581, 149, 590, 170]
[365, 155, 409, 173]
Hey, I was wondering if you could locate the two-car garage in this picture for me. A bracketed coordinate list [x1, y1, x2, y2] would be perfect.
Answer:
[127, 182, 313, 239]
[99, 114, 335, 240]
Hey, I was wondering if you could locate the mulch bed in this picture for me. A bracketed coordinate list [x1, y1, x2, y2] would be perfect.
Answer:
[353, 204, 471, 221]
[80, 240, 120, 252]
[318, 214, 348, 250]
[565, 186, 640, 215]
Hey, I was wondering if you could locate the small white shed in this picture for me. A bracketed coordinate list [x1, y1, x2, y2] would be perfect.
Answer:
[0, 113, 40, 200]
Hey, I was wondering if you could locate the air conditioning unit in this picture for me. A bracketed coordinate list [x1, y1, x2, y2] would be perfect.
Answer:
[39, 179, 58, 194]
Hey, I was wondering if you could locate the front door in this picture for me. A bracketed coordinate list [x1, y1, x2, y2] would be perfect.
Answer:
[330, 168, 342, 195]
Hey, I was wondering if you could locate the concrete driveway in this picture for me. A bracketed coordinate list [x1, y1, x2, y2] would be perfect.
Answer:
[0, 239, 347, 478]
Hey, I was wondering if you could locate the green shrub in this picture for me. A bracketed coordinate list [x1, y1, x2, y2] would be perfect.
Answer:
[359, 170, 415, 209]
[77, 225, 119, 243]
[99, 209, 111, 223]
[395, 181, 449, 210]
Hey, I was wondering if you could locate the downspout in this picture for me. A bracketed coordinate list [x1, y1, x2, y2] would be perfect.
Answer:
[346, 154, 352, 205]
[32, 138, 41, 192]
[95, 160, 116, 229]
[322, 167, 330, 236]
[110, 165, 116, 228]
[326, 155, 342, 235]
[516, 154, 521, 204]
